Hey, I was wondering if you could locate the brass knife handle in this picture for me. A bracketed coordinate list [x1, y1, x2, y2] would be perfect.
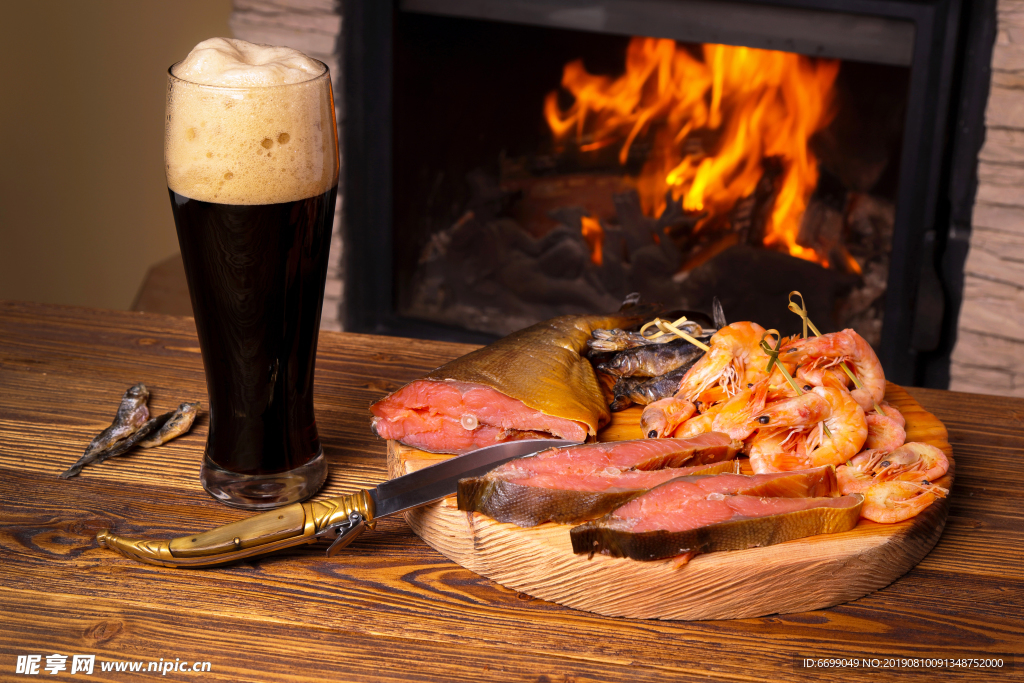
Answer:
[96, 490, 375, 568]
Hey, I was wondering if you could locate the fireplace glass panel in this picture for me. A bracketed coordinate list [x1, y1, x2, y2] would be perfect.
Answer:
[393, 10, 911, 345]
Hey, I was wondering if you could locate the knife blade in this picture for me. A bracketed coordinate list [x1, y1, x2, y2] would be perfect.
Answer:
[96, 438, 575, 567]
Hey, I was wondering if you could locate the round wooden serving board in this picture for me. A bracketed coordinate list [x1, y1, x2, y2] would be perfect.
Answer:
[386, 383, 954, 620]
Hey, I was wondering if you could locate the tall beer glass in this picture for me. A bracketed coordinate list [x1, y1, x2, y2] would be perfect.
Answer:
[165, 49, 338, 509]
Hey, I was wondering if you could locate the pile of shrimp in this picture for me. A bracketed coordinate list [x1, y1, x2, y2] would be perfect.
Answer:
[639, 322, 949, 523]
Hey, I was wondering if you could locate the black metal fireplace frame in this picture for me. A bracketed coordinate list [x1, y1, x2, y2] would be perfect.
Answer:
[342, 0, 995, 386]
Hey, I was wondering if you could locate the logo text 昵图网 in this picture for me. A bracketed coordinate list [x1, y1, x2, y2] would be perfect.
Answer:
[15, 654, 212, 675]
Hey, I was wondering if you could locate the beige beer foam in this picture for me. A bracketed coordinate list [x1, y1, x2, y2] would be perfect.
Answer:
[166, 38, 338, 205]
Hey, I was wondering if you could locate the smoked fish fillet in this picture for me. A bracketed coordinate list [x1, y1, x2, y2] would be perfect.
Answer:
[458, 434, 741, 526]
[371, 313, 647, 454]
[571, 477, 862, 562]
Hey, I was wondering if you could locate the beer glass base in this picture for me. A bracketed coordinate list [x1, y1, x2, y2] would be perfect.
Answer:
[200, 451, 327, 510]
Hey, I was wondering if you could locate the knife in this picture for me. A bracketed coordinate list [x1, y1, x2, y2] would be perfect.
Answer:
[96, 438, 575, 568]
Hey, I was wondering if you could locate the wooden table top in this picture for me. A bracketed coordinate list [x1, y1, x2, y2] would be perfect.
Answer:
[0, 300, 1021, 682]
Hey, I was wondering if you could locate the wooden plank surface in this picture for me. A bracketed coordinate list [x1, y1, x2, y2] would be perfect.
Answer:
[0, 301, 1022, 682]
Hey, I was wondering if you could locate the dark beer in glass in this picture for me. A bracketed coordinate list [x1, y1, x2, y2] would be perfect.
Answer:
[165, 40, 338, 508]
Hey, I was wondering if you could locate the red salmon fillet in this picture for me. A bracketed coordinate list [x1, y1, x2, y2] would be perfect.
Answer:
[491, 433, 740, 478]
[612, 493, 858, 533]
[511, 462, 738, 493]
[370, 379, 588, 454]
[609, 469, 837, 522]
[615, 467, 837, 501]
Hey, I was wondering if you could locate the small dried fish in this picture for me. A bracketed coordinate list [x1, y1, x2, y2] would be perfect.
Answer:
[61, 384, 150, 477]
[137, 402, 201, 448]
[588, 321, 707, 354]
[596, 337, 707, 378]
[60, 410, 169, 479]
[60, 393, 201, 479]
[588, 298, 727, 354]
[609, 366, 690, 412]
[91, 412, 173, 463]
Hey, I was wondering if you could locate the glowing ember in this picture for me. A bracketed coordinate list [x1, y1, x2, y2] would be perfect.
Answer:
[841, 248, 864, 275]
[580, 215, 604, 266]
[545, 38, 840, 266]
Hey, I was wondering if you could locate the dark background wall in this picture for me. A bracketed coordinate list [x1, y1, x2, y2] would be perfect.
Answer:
[0, 0, 231, 310]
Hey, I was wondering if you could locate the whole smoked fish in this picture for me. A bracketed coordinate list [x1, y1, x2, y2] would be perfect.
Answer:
[596, 337, 706, 378]
[458, 434, 741, 526]
[608, 366, 688, 412]
[371, 313, 647, 454]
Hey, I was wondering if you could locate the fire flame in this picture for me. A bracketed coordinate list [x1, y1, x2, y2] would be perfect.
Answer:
[545, 38, 840, 266]
[580, 216, 604, 266]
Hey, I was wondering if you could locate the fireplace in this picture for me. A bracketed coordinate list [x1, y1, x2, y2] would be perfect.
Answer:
[342, 0, 993, 388]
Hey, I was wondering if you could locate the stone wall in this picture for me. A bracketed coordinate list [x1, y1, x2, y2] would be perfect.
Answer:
[230, 0, 346, 330]
[950, 0, 1024, 396]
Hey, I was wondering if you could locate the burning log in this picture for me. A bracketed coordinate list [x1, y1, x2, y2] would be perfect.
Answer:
[675, 244, 860, 336]
[611, 190, 659, 255]
[797, 198, 845, 258]
[409, 166, 892, 346]
[499, 172, 629, 238]
[738, 157, 784, 247]
[833, 193, 896, 348]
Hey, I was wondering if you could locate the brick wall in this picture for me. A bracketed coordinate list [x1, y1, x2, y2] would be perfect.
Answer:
[950, 0, 1024, 395]
[230, 0, 346, 330]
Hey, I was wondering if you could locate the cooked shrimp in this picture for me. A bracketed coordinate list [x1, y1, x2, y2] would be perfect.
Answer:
[848, 447, 889, 470]
[836, 449, 888, 494]
[861, 481, 947, 523]
[708, 389, 759, 440]
[704, 379, 779, 441]
[674, 410, 717, 438]
[874, 442, 949, 484]
[693, 385, 729, 408]
[876, 401, 905, 428]
[747, 391, 832, 473]
[753, 390, 831, 430]
[796, 364, 851, 392]
[836, 441, 948, 495]
[676, 322, 771, 401]
[748, 431, 804, 473]
[761, 376, 807, 402]
[781, 329, 884, 413]
[641, 397, 696, 438]
[748, 387, 866, 473]
[804, 387, 868, 468]
[672, 397, 727, 438]
[865, 412, 906, 452]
